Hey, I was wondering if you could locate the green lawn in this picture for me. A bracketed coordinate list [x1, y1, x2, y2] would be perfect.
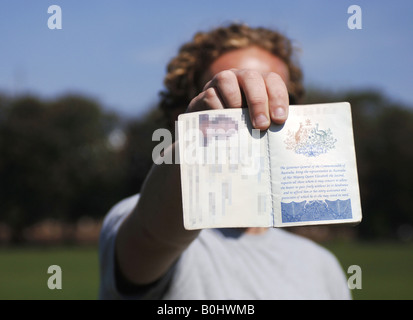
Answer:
[324, 241, 413, 300]
[0, 246, 99, 300]
[0, 242, 412, 300]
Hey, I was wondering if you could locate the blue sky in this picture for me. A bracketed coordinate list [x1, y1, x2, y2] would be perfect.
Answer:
[1, 0, 412, 116]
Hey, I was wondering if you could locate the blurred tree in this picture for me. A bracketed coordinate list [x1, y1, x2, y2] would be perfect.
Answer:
[0, 94, 126, 243]
[121, 107, 167, 194]
[1, 88, 412, 243]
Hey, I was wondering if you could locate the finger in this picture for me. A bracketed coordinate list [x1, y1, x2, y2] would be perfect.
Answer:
[187, 87, 224, 113]
[236, 70, 270, 130]
[203, 70, 242, 109]
[263, 72, 289, 125]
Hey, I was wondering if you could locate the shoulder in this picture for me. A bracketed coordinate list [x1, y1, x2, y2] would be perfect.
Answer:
[101, 194, 140, 235]
[105, 194, 140, 221]
[98, 194, 140, 299]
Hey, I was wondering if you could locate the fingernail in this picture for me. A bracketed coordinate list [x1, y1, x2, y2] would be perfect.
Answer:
[254, 114, 270, 128]
[272, 107, 286, 119]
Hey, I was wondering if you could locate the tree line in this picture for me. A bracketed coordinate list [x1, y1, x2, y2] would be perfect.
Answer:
[0, 89, 412, 242]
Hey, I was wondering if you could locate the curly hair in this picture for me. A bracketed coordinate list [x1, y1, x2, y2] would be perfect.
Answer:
[159, 23, 304, 128]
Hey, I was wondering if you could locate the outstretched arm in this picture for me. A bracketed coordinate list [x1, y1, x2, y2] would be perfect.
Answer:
[115, 69, 290, 286]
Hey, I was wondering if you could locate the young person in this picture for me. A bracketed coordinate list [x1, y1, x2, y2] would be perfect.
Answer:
[99, 23, 351, 299]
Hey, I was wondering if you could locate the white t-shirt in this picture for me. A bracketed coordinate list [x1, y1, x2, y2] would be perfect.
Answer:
[98, 194, 351, 300]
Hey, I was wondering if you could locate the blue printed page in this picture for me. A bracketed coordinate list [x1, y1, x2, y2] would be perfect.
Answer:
[269, 102, 362, 227]
[178, 109, 272, 230]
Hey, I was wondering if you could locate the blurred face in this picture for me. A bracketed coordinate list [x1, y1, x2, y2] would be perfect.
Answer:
[171, 46, 290, 124]
[201, 46, 290, 88]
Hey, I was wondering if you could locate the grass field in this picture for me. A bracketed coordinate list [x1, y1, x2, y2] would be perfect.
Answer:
[324, 241, 413, 300]
[0, 246, 100, 300]
[0, 242, 412, 300]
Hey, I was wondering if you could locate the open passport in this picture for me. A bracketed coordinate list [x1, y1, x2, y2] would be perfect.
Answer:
[177, 102, 362, 230]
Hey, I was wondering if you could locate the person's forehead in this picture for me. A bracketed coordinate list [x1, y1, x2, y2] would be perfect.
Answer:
[205, 46, 290, 85]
